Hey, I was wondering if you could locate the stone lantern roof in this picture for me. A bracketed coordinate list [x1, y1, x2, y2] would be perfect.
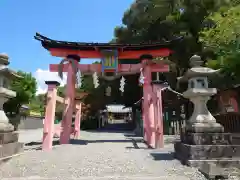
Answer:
[0, 54, 22, 79]
[178, 55, 220, 83]
[0, 53, 10, 65]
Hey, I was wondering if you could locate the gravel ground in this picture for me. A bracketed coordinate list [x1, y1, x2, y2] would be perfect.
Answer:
[0, 130, 238, 180]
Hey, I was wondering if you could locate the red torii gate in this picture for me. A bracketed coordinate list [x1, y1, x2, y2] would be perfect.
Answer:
[35, 33, 181, 150]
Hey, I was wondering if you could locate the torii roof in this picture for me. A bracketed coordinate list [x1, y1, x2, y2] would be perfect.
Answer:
[34, 33, 183, 51]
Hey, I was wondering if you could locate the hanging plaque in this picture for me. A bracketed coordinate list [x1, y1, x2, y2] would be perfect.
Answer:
[101, 50, 118, 73]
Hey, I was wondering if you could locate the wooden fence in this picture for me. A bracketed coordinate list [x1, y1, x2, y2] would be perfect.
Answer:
[162, 113, 240, 135]
[215, 112, 240, 133]
[163, 118, 186, 135]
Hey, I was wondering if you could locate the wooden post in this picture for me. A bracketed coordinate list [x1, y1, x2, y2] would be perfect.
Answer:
[142, 58, 155, 148]
[60, 58, 77, 144]
[152, 83, 164, 148]
[74, 102, 82, 139]
[42, 81, 60, 151]
[152, 84, 158, 148]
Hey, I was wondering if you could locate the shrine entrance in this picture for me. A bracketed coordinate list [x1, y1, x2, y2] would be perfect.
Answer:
[34, 33, 181, 150]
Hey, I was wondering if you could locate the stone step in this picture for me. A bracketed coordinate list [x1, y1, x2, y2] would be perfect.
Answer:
[188, 159, 240, 179]
[174, 142, 240, 160]
[0, 132, 19, 144]
[232, 135, 240, 145]
[0, 142, 23, 159]
[198, 162, 229, 179]
[181, 132, 240, 145]
[187, 158, 240, 168]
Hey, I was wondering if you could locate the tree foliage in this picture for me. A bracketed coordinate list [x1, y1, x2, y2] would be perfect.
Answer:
[105, 0, 240, 106]
[111, 0, 240, 91]
[29, 93, 45, 115]
[3, 71, 37, 129]
[200, 5, 240, 86]
[4, 71, 37, 116]
[200, 5, 240, 67]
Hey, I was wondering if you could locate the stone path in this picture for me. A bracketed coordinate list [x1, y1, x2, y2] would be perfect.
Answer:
[0, 129, 236, 179]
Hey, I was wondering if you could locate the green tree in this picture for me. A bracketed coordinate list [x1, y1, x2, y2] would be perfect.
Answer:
[29, 93, 46, 116]
[200, 5, 240, 87]
[114, 0, 239, 70]
[4, 71, 37, 129]
[57, 85, 65, 97]
[107, 0, 240, 108]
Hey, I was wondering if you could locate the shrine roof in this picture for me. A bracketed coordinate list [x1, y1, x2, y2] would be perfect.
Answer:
[34, 33, 183, 51]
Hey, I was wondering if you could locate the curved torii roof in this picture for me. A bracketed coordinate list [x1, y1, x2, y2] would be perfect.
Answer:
[34, 33, 183, 51]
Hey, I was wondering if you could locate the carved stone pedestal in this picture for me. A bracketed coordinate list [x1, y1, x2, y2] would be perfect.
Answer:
[174, 132, 240, 179]
[0, 131, 23, 163]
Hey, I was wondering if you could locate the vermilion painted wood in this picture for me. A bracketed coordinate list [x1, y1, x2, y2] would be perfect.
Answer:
[142, 59, 155, 148]
[49, 63, 169, 73]
[49, 48, 172, 59]
[153, 85, 164, 148]
[59, 63, 76, 144]
[74, 103, 82, 138]
[47, 61, 167, 149]
[45, 46, 171, 149]
[42, 84, 57, 151]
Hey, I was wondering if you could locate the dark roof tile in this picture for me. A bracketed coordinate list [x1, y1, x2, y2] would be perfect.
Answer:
[34, 33, 183, 51]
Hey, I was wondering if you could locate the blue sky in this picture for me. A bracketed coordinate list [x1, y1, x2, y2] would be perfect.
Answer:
[0, 0, 134, 73]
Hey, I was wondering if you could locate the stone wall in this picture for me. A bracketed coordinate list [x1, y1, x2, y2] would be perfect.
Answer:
[18, 116, 43, 130]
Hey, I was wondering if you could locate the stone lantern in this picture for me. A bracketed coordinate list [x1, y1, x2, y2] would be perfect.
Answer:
[0, 53, 23, 161]
[174, 55, 240, 179]
[0, 54, 23, 131]
[178, 55, 223, 133]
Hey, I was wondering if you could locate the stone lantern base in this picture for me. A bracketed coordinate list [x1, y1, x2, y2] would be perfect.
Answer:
[0, 115, 23, 163]
[174, 88, 240, 178]
[174, 55, 240, 178]
[174, 131, 240, 178]
[0, 54, 24, 162]
[0, 130, 24, 163]
[0, 106, 24, 163]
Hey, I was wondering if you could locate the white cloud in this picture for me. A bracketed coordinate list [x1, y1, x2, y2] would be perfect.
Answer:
[34, 69, 67, 95]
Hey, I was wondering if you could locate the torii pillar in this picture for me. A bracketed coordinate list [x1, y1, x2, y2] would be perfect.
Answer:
[152, 81, 164, 148]
[42, 81, 60, 151]
[73, 98, 82, 139]
[141, 57, 166, 148]
[59, 55, 79, 144]
[141, 56, 155, 148]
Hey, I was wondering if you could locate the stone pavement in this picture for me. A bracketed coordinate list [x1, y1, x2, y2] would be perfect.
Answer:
[0, 129, 237, 179]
